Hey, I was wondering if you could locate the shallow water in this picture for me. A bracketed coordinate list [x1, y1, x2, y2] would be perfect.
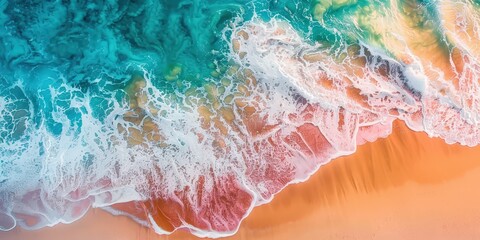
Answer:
[1, 0, 480, 237]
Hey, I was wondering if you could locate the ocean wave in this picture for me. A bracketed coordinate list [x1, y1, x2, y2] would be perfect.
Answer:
[1, 0, 480, 238]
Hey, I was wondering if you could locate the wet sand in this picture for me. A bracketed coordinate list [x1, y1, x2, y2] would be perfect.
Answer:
[3, 120, 480, 240]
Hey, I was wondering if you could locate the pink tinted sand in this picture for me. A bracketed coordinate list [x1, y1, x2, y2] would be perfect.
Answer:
[2, 120, 480, 240]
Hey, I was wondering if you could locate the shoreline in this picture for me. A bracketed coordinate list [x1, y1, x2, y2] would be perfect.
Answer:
[3, 120, 480, 239]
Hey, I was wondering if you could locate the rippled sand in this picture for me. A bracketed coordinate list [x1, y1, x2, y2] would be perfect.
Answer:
[3, 120, 480, 239]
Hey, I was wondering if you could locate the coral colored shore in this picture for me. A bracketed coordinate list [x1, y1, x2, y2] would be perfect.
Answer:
[3, 120, 480, 240]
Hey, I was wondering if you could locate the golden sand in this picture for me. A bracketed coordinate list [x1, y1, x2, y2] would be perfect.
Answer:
[3, 120, 480, 240]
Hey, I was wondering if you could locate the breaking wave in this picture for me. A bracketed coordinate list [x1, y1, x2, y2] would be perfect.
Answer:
[1, 0, 480, 237]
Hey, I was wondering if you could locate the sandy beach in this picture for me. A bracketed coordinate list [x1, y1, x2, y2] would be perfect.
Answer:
[3, 120, 480, 240]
